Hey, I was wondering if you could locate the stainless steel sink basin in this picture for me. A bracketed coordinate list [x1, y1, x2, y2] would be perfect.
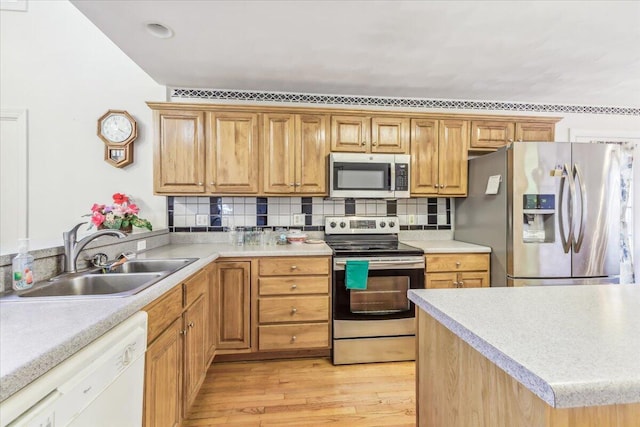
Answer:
[0, 257, 198, 301]
[103, 258, 197, 274]
[17, 273, 165, 298]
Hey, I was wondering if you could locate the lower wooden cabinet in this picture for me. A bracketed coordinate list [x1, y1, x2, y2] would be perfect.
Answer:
[143, 266, 211, 427]
[425, 253, 490, 289]
[214, 260, 251, 351]
[144, 318, 182, 427]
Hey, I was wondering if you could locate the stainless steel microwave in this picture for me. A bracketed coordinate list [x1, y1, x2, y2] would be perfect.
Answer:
[329, 153, 410, 198]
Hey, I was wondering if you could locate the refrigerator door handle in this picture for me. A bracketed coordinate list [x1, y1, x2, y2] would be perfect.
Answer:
[572, 163, 586, 252]
[558, 163, 573, 253]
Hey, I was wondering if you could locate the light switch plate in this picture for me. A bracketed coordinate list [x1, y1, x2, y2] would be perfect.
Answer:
[196, 214, 208, 226]
[137, 240, 147, 251]
[292, 214, 305, 226]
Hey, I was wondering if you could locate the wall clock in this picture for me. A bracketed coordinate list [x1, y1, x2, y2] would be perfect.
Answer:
[97, 110, 137, 168]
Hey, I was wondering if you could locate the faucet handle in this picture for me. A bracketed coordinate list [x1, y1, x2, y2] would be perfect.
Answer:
[63, 222, 89, 241]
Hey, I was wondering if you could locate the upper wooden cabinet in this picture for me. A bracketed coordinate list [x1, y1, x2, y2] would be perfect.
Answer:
[262, 113, 328, 194]
[470, 120, 556, 151]
[411, 119, 468, 196]
[206, 112, 259, 194]
[153, 110, 206, 193]
[331, 115, 409, 153]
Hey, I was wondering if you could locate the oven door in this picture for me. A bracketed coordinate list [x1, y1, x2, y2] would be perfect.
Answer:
[333, 257, 425, 321]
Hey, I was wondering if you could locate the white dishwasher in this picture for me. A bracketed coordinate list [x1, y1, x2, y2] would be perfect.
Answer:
[1, 311, 148, 427]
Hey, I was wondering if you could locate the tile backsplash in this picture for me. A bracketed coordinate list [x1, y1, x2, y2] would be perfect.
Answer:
[168, 197, 452, 232]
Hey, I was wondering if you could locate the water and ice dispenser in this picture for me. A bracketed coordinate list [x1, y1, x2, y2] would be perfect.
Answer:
[522, 194, 555, 243]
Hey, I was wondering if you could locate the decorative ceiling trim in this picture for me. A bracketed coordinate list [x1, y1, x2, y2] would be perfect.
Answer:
[170, 88, 639, 116]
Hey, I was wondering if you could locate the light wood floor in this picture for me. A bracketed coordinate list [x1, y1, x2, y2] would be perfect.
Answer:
[183, 357, 416, 427]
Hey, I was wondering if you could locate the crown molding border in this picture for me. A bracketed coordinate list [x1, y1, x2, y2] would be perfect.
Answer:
[170, 88, 639, 116]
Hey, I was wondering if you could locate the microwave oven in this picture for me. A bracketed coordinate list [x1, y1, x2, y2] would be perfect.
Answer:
[329, 153, 410, 198]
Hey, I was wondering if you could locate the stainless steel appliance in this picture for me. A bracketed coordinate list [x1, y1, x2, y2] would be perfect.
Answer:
[455, 141, 622, 286]
[329, 153, 410, 198]
[325, 216, 424, 364]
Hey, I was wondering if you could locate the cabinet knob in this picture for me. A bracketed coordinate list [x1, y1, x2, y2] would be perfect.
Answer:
[188, 322, 194, 328]
[291, 284, 297, 289]
[291, 265, 298, 270]
[459, 281, 464, 287]
[372, 140, 378, 146]
[433, 184, 439, 188]
[291, 335, 297, 342]
[198, 182, 203, 186]
[456, 261, 461, 267]
[291, 307, 297, 314]
[361, 141, 366, 146]
[210, 182, 215, 185]
[440, 184, 445, 189]
[453, 281, 459, 287]
[289, 183, 295, 187]
[295, 183, 301, 187]
[180, 329, 187, 335]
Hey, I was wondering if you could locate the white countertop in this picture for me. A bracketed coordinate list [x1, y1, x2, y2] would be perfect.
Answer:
[409, 285, 640, 408]
[0, 242, 331, 402]
[401, 240, 490, 253]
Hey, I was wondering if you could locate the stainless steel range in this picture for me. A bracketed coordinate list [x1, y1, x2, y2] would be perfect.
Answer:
[324, 216, 424, 365]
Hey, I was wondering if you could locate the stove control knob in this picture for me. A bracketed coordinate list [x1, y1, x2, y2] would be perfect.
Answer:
[329, 221, 337, 228]
[339, 221, 346, 228]
[389, 221, 396, 228]
[379, 221, 386, 228]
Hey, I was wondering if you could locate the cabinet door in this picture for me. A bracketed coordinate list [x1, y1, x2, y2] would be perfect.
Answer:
[207, 112, 259, 193]
[425, 272, 458, 289]
[215, 261, 251, 350]
[183, 295, 207, 414]
[330, 115, 370, 152]
[438, 120, 469, 196]
[371, 117, 410, 153]
[410, 119, 439, 195]
[144, 319, 182, 427]
[296, 114, 329, 194]
[470, 121, 515, 150]
[515, 122, 555, 142]
[154, 110, 206, 194]
[459, 271, 490, 288]
[263, 113, 296, 194]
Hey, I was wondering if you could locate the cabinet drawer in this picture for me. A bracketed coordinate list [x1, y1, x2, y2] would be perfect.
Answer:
[259, 276, 330, 295]
[259, 257, 330, 276]
[258, 323, 329, 350]
[183, 269, 207, 308]
[144, 285, 182, 344]
[425, 253, 489, 272]
[259, 296, 329, 323]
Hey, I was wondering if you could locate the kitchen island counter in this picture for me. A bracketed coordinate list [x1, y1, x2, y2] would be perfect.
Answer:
[409, 284, 640, 426]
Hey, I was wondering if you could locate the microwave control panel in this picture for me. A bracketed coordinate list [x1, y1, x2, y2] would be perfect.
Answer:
[395, 164, 409, 191]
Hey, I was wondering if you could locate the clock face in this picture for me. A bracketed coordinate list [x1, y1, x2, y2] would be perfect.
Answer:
[101, 114, 134, 143]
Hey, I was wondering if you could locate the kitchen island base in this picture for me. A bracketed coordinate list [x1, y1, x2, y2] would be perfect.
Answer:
[417, 311, 640, 427]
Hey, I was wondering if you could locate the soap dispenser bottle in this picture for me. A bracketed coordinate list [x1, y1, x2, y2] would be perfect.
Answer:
[12, 238, 34, 291]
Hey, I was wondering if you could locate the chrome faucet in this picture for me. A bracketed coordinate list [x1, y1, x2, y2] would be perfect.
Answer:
[63, 222, 127, 273]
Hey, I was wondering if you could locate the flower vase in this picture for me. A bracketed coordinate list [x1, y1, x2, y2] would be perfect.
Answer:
[98, 224, 133, 233]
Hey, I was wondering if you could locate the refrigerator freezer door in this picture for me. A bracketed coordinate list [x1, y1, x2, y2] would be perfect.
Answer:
[571, 143, 621, 277]
[510, 142, 572, 278]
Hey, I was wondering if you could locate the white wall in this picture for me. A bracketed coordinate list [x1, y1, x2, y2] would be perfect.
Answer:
[0, 0, 166, 253]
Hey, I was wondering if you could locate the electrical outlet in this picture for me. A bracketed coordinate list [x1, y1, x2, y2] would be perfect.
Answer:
[408, 215, 415, 225]
[137, 240, 146, 251]
[196, 214, 208, 226]
[292, 213, 305, 226]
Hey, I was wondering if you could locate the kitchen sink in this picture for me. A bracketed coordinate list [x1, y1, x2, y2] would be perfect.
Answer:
[0, 258, 198, 301]
[16, 273, 166, 298]
[103, 258, 197, 274]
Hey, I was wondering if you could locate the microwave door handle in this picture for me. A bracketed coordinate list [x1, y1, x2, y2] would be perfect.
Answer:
[390, 164, 395, 191]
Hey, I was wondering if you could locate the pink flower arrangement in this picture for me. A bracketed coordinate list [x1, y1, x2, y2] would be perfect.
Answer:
[87, 193, 152, 231]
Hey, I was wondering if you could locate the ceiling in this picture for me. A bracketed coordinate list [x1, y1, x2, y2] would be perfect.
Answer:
[70, 0, 640, 108]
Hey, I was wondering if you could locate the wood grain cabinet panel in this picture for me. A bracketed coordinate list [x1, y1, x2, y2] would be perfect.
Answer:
[259, 296, 330, 323]
[371, 117, 410, 153]
[330, 115, 370, 152]
[206, 112, 259, 193]
[262, 113, 328, 195]
[258, 323, 330, 351]
[425, 253, 490, 289]
[331, 115, 410, 154]
[183, 295, 207, 413]
[516, 122, 555, 142]
[215, 261, 251, 350]
[145, 286, 182, 344]
[259, 257, 330, 276]
[258, 276, 330, 296]
[470, 121, 515, 150]
[153, 110, 205, 194]
[410, 119, 439, 195]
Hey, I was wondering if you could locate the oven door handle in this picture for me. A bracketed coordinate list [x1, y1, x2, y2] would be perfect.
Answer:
[334, 260, 425, 270]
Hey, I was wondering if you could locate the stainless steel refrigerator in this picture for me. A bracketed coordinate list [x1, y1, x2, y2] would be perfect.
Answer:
[455, 141, 621, 286]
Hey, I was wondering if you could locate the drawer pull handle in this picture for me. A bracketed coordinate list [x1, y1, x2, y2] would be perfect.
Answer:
[291, 335, 297, 342]
[291, 284, 297, 289]
[291, 307, 297, 314]
[291, 265, 298, 270]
